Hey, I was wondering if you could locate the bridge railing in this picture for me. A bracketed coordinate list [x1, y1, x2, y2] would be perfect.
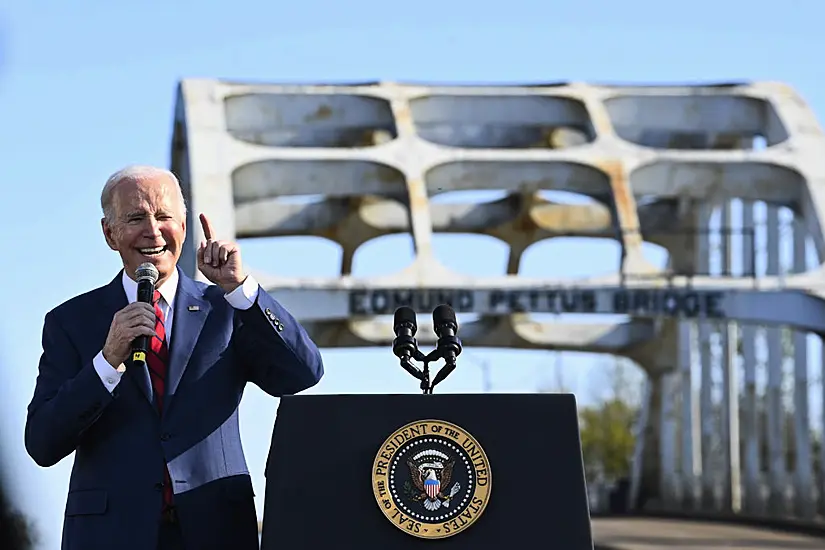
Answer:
[613, 371, 825, 538]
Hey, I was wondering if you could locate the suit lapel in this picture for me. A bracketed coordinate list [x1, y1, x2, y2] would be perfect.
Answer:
[165, 269, 211, 414]
[100, 271, 154, 406]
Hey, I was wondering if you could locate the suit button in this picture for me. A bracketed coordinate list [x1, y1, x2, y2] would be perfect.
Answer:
[160, 433, 171, 441]
[154, 482, 164, 491]
[265, 308, 272, 315]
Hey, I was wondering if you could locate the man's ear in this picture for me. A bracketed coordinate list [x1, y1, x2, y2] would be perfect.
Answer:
[101, 218, 118, 251]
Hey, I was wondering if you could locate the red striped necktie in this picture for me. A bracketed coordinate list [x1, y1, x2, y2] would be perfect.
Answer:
[146, 290, 174, 510]
[147, 290, 169, 411]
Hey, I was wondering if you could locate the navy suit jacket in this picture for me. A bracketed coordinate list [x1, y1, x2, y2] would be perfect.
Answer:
[24, 268, 324, 550]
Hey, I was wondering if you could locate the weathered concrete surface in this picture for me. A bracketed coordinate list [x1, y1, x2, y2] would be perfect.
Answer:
[173, 79, 825, 523]
[172, 79, 825, 354]
[592, 517, 825, 549]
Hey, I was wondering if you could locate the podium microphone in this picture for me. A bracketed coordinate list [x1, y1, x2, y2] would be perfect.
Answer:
[131, 262, 159, 367]
[392, 306, 424, 381]
[430, 304, 462, 389]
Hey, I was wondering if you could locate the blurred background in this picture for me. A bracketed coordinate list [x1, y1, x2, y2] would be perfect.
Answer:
[1, 2, 825, 549]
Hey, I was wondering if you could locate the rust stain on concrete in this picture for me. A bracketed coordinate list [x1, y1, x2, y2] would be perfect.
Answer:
[598, 158, 643, 249]
[304, 104, 333, 122]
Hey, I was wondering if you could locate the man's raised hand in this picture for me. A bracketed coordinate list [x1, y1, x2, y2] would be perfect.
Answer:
[196, 213, 246, 293]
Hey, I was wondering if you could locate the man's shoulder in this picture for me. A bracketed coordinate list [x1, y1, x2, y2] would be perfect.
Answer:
[48, 279, 118, 321]
[181, 272, 231, 302]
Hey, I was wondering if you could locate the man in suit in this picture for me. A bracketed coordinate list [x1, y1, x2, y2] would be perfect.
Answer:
[24, 165, 324, 550]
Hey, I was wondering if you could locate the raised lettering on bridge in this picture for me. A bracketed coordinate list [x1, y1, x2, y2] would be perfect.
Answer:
[348, 288, 725, 319]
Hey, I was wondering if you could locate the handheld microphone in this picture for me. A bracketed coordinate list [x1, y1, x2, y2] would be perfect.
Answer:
[131, 262, 159, 366]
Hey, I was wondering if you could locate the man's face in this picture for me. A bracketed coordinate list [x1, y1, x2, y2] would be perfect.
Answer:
[101, 174, 186, 286]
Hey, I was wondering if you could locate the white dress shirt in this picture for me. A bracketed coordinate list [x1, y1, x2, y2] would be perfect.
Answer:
[93, 270, 261, 393]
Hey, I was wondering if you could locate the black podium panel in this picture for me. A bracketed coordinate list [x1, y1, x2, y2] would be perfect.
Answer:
[261, 394, 592, 549]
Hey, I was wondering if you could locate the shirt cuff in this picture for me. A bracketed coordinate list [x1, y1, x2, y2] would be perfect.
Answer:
[224, 275, 260, 310]
[93, 351, 124, 393]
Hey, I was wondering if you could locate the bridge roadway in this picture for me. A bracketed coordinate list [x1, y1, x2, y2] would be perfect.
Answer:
[592, 517, 825, 549]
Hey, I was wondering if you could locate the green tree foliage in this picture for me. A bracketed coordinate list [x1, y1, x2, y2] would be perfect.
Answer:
[579, 397, 638, 481]
[575, 357, 643, 483]
[538, 355, 643, 484]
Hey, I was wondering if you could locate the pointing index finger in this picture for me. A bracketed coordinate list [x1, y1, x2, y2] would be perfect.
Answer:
[199, 213, 214, 241]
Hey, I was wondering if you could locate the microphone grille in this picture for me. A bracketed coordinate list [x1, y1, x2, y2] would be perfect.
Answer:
[394, 306, 417, 329]
[135, 262, 159, 283]
[433, 304, 457, 326]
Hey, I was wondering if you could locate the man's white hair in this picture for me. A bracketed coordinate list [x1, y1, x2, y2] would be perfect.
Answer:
[101, 165, 187, 223]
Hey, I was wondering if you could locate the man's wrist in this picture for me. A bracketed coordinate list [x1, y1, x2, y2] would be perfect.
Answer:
[223, 275, 260, 310]
[219, 276, 246, 294]
[102, 350, 118, 369]
[93, 351, 125, 393]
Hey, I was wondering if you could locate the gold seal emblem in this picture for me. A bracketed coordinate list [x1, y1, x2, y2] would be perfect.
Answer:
[371, 419, 492, 539]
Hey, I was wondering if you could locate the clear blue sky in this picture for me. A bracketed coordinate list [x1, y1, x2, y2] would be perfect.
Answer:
[1, 1, 824, 548]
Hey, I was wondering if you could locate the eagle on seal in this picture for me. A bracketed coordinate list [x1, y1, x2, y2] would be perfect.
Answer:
[406, 457, 461, 511]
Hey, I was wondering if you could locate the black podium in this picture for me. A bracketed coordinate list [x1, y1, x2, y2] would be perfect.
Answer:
[260, 394, 593, 549]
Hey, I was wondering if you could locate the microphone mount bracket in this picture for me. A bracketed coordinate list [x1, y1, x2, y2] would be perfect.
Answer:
[403, 345, 456, 395]
[392, 305, 462, 395]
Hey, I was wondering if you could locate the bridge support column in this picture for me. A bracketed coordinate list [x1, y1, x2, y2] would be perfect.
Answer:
[740, 201, 763, 514]
[657, 371, 680, 509]
[720, 201, 741, 513]
[679, 320, 702, 509]
[792, 218, 815, 519]
[765, 205, 788, 516]
[695, 204, 716, 509]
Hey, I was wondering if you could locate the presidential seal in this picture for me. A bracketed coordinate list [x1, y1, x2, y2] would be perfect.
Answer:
[371, 419, 492, 539]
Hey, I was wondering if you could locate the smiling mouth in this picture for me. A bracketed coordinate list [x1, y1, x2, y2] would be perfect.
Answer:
[138, 246, 168, 257]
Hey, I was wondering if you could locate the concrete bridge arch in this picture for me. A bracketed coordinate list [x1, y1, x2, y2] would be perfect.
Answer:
[172, 78, 825, 520]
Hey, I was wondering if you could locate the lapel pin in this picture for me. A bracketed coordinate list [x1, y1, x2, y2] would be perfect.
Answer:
[188, 305, 200, 311]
